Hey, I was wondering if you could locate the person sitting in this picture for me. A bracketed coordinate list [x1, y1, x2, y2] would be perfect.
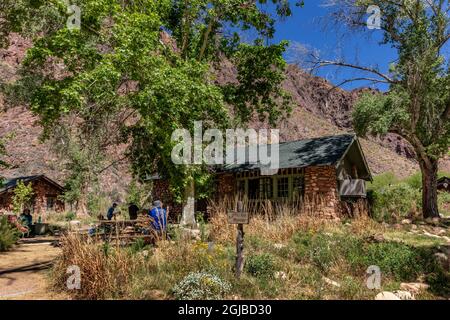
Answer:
[107, 203, 118, 221]
[20, 209, 33, 236]
[20, 208, 32, 227]
[148, 200, 167, 234]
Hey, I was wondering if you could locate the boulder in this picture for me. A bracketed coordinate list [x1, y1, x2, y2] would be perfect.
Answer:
[274, 271, 288, 280]
[425, 217, 441, 226]
[322, 277, 341, 288]
[401, 219, 412, 225]
[180, 227, 201, 241]
[434, 252, 449, 271]
[69, 220, 81, 230]
[375, 291, 401, 300]
[393, 290, 414, 300]
[373, 233, 385, 242]
[400, 282, 429, 294]
[393, 224, 402, 230]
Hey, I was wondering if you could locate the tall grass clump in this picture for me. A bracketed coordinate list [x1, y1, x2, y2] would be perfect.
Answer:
[51, 234, 146, 299]
[0, 216, 18, 251]
[245, 253, 276, 278]
[208, 197, 333, 244]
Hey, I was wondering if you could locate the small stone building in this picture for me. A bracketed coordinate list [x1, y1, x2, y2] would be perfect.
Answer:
[0, 175, 65, 215]
[152, 134, 372, 219]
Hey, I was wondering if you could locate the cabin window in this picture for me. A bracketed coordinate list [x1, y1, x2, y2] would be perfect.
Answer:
[277, 177, 289, 198]
[46, 195, 57, 211]
[293, 176, 305, 199]
[248, 179, 259, 199]
[259, 178, 273, 199]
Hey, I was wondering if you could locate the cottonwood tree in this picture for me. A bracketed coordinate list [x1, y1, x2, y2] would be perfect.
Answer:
[313, 0, 449, 218]
[1, 1, 302, 209]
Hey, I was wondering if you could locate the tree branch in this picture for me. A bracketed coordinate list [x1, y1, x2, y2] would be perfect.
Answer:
[311, 58, 397, 84]
[326, 77, 389, 94]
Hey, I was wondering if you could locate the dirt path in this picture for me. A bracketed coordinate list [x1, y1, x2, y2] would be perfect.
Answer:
[0, 237, 68, 300]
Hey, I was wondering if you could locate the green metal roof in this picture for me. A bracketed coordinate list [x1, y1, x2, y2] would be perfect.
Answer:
[222, 134, 359, 172]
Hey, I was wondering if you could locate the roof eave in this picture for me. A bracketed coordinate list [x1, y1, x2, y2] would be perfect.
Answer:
[335, 135, 373, 182]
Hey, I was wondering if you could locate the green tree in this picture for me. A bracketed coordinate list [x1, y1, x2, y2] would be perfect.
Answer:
[0, 139, 7, 186]
[2, 1, 303, 206]
[11, 180, 34, 214]
[0, 133, 13, 187]
[317, 0, 449, 218]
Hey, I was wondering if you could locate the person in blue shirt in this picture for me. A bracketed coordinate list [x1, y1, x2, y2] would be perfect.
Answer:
[107, 203, 118, 220]
[149, 200, 167, 233]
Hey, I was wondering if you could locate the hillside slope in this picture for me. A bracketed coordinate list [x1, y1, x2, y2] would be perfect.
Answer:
[2, 34, 447, 195]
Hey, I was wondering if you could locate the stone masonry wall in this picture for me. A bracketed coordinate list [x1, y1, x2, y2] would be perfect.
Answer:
[0, 178, 64, 216]
[152, 168, 344, 220]
[32, 179, 65, 216]
[304, 166, 341, 219]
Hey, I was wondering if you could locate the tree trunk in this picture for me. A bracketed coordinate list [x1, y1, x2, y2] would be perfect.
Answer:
[76, 184, 89, 217]
[419, 157, 440, 219]
[180, 177, 196, 228]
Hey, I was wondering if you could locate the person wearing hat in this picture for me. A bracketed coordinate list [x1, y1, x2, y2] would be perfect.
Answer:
[149, 200, 167, 233]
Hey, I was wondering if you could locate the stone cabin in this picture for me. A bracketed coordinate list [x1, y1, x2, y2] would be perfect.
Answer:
[0, 175, 65, 215]
[153, 134, 372, 219]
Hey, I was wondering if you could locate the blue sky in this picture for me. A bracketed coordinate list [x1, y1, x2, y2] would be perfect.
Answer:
[265, 1, 398, 91]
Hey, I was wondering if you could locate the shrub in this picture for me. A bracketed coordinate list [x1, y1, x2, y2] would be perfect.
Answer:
[370, 183, 420, 222]
[0, 216, 18, 251]
[293, 232, 341, 272]
[368, 172, 398, 191]
[354, 242, 423, 281]
[130, 238, 147, 253]
[87, 193, 110, 217]
[339, 276, 365, 299]
[403, 172, 422, 190]
[65, 211, 76, 221]
[245, 253, 276, 278]
[438, 191, 450, 217]
[172, 272, 231, 300]
[292, 230, 441, 283]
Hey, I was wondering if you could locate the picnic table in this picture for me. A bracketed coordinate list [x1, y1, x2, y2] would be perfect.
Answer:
[94, 216, 155, 245]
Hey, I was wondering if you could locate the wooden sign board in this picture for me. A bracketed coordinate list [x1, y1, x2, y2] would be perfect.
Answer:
[227, 210, 249, 224]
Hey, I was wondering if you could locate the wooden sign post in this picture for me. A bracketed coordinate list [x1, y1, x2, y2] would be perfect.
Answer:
[228, 201, 249, 279]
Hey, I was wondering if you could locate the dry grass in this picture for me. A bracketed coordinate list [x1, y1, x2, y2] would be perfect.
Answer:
[209, 196, 346, 244]
[48, 197, 447, 300]
[51, 234, 146, 299]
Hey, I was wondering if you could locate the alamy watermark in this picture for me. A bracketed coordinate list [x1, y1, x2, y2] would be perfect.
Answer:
[66, 1, 81, 30]
[171, 121, 280, 175]
[366, 265, 381, 289]
[66, 265, 81, 290]
[367, 5, 381, 30]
